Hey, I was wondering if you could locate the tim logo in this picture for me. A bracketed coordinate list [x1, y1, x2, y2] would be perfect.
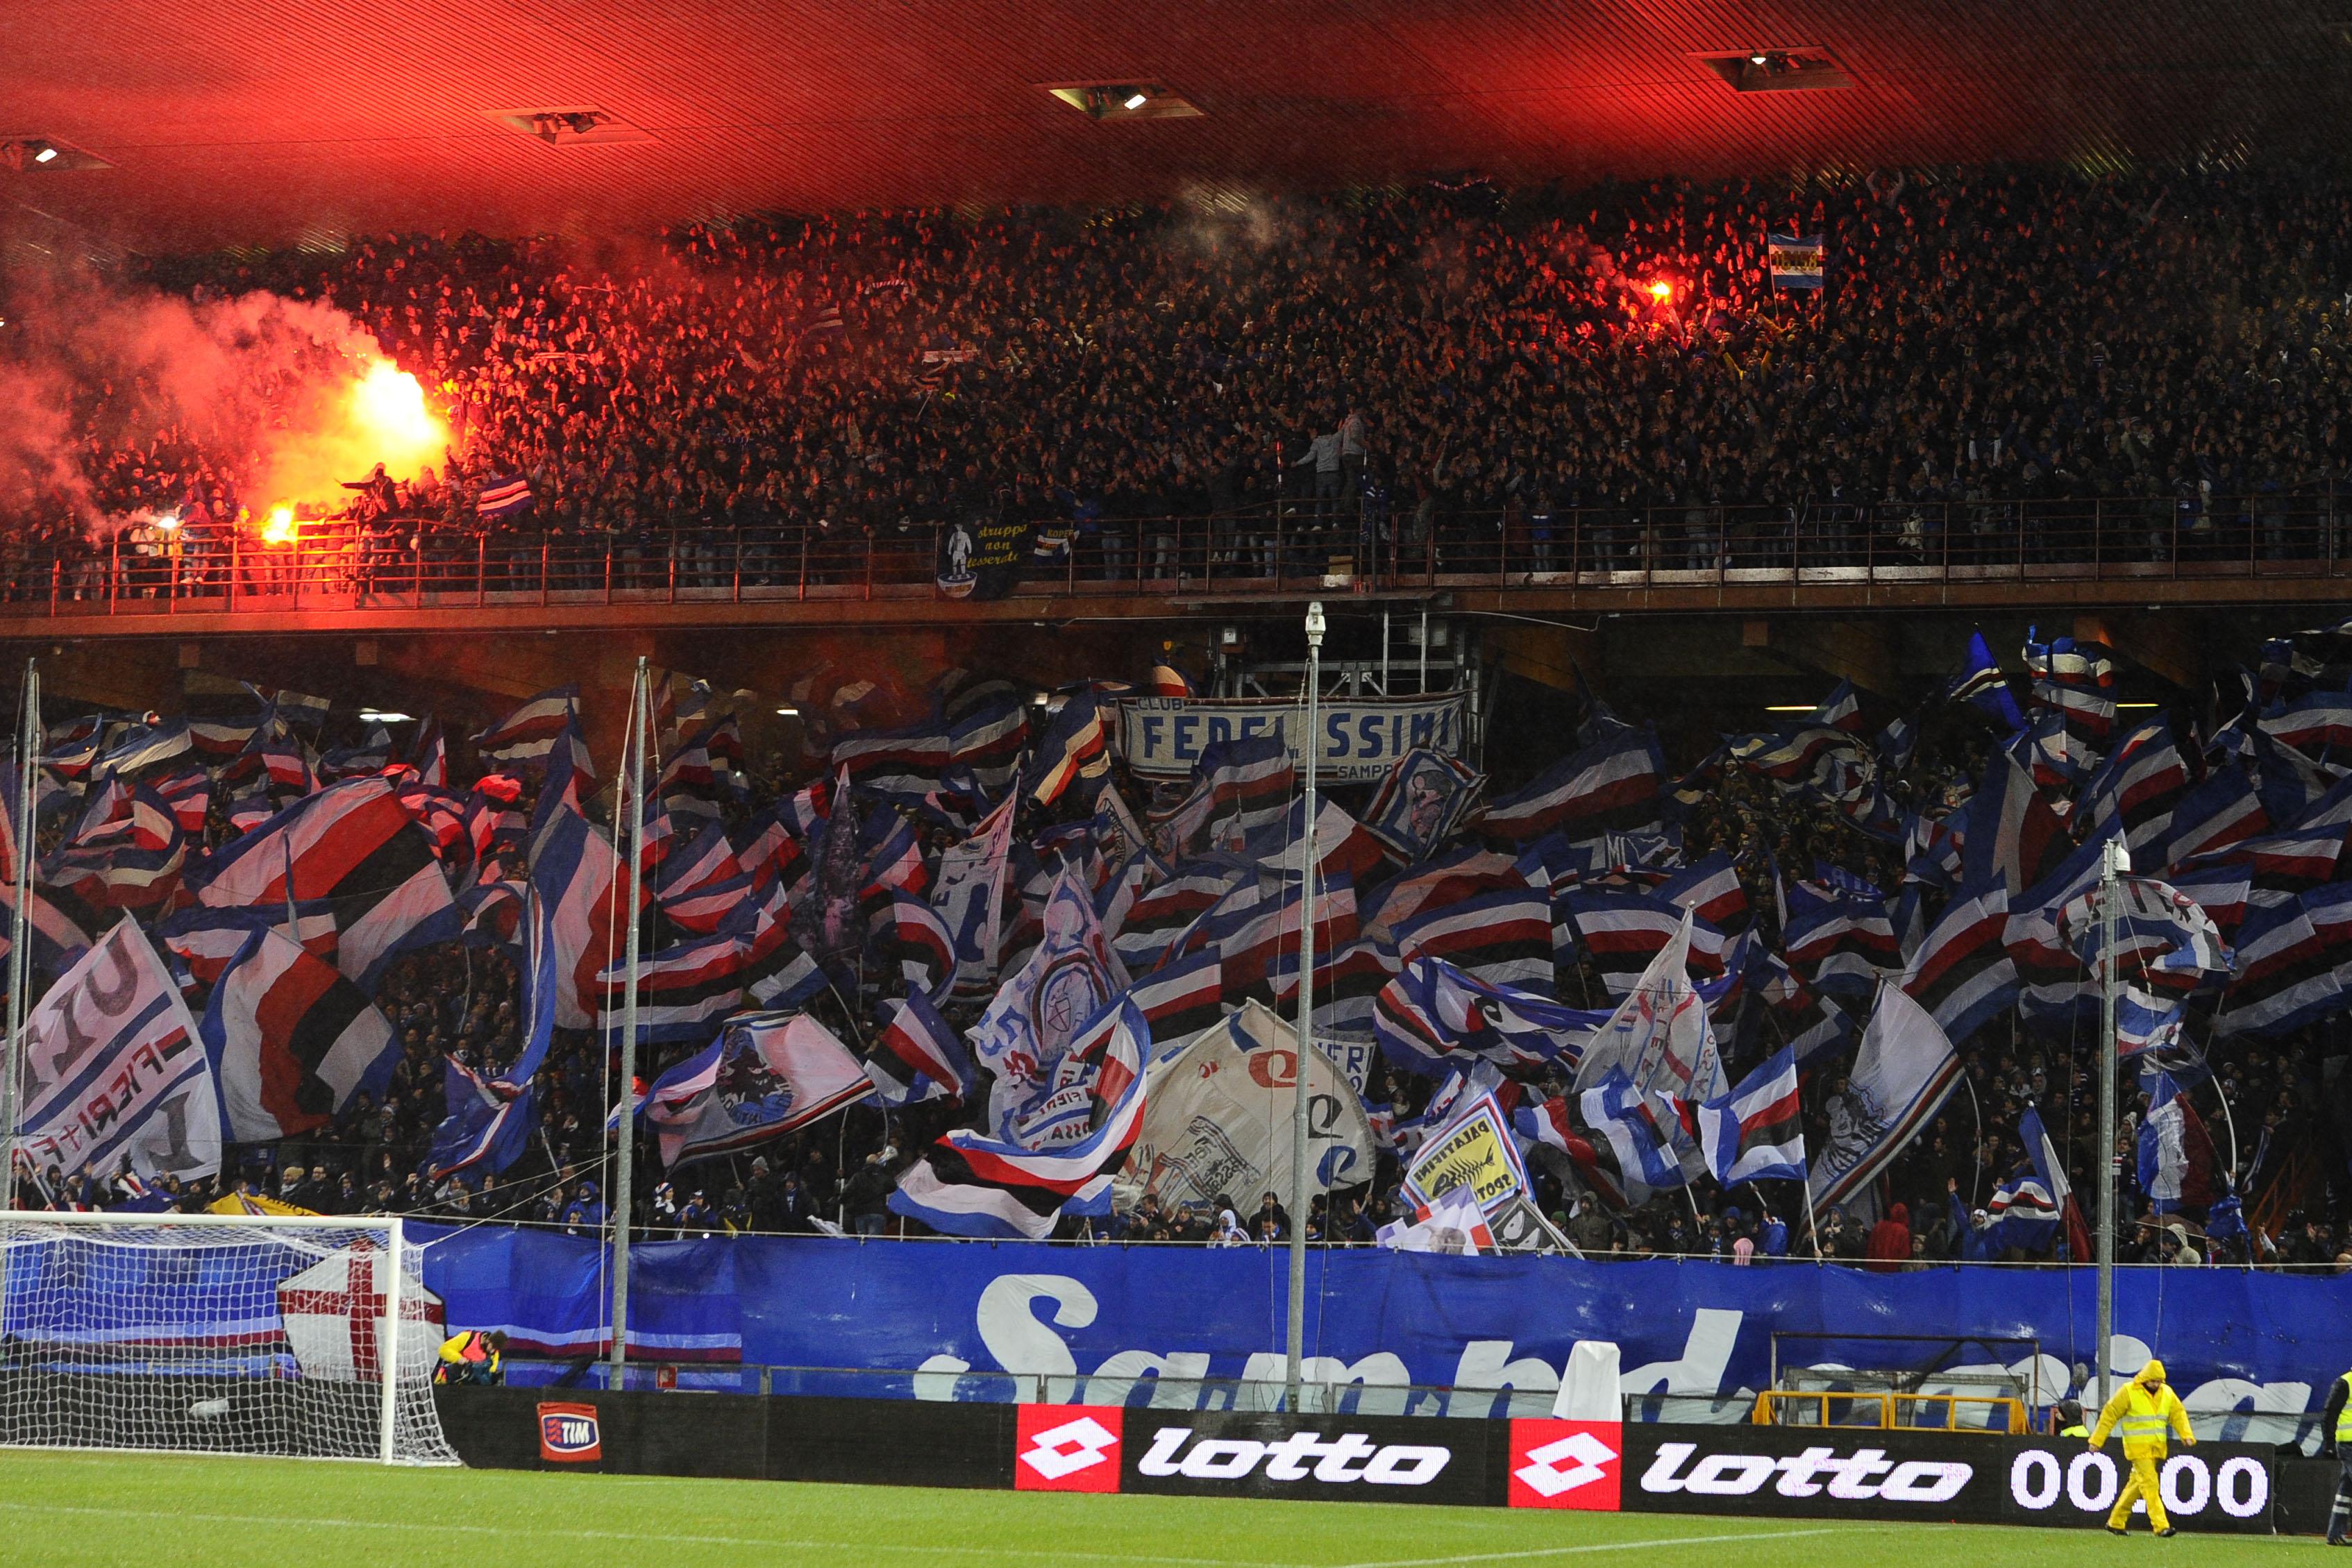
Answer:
[1507, 1419, 1622, 1511]
[537, 1401, 603, 1462]
[1015, 1405, 1123, 1493]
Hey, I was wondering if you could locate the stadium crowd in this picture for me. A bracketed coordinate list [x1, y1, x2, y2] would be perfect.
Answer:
[2, 159, 2347, 1270]
[13, 162, 2352, 584]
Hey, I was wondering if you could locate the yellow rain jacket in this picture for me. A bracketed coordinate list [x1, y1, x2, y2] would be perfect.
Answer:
[2090, 1358, 2194, 1460]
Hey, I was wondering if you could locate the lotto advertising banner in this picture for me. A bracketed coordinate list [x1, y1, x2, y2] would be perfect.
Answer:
[1608, 1425, 2275, 1533]
[1114, 695, 1467, 782]
[1011, 1410, 2276, 1530]
[1015, 1405, 1500, 1506]
[416, 1229, 2350, 1438]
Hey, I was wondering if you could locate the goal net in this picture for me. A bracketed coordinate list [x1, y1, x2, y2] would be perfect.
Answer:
[0, 1212, 457, 1464]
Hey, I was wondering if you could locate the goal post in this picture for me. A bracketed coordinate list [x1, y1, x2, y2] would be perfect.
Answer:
[0, 1210, 457, 1465]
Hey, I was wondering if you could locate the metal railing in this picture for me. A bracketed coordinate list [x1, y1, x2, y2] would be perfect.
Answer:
[20, 493, 2352, 618]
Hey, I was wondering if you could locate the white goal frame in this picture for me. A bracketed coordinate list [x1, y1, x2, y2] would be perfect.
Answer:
[0, 1208, 442, 1465]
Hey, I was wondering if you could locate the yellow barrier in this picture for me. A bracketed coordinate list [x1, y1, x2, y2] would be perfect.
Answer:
[1752, 1389, 2025, 1434]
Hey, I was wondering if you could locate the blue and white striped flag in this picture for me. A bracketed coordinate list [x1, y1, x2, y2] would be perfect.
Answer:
[477, 475, 535, 520]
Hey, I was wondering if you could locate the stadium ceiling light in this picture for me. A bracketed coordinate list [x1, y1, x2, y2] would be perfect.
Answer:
[1043, 83, 1204, 121]
[1693, 49, 1852, 92]
[1, 135, 107, 171]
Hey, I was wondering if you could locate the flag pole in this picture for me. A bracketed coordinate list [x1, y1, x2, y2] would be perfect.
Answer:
[609, 660, 650, 1383]
[2094, 836, 2124, 1416]
[1, 658, 37, 1217]
[1285, 601, 1325, 1414]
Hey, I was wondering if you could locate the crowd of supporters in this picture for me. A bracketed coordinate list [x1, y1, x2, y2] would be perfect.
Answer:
[3, 158, 2349, 1265]
[12, 160, 2352, 582]
[1, 673, 2331, 1273]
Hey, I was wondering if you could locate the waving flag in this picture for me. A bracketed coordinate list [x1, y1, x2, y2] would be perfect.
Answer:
[1808, 984, 1960, 1208]
[1767, 231, 1824, 289]
[44, 780, 185, 913]
[1695, 1046, 1805, 1187]
[2138, 1071, 2217, 1214]
[201, 927, 397, 1142]
[653, 820, 739, 908]
[595, 922, 764, 1043]
[891, 998, 1150, 1238]
[1947, 627, 2026, 732]
[930, 795, 1016, 997]
[182, 672, 268, 757]
[0, 880, 93, 979]
[477, 474, 535, 520]
[2217, 893, 2341, 1036]
[1269, 931, 1398, 1040]
[190, 775, 453, 984]
[1572, 906, 1724, 1102]
[2083, 718, 2194, 852]
[2058, 876, 2229, 994]
[473, 686, 576, 764]
[865, 992, 974, 1107]
[1117, 1000, 1377, 1214]
[1779, 877, 1899, 996]
[2259, 688, 2352, 755]
[1128, 946, 1226, 1049]
[1024, 691, 1109, 808]
[1402, 1087, 1532, 1216]
[1362, 747, 1485, 862]
[1194, 732, 1295, 843]
[1563, 887, 1729, 998]
[868, 888, 955, 1004]
[96, 716, 192, 777]
[12, 920, 222, 1184]
[1393, 881, 1549, 991]
[1899, 877, 2018, 1047]
[2147, 768, 2265, 871]
[423, 893, 555, 1181]
[1477, 724, 1663, 843]
[529, 804, 639, 1031]
[968, 869, 1129, 1131]
[641, 1009, 870, 1166]
[1375, 954, 1607, 1076]
[659, 715, 744, 817]
[2023, 630, 2117, 747]
[1518, 1086, 1649, 1211]
[1960, 752, 2069, 896]
[1660, 852, 1749, 934]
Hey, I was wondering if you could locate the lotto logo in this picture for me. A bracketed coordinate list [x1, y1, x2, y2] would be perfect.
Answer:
[537, 1401, 602, 1462]
[1015, 1406, 1123, 1493]
[1508, 1419, 1622, 1510]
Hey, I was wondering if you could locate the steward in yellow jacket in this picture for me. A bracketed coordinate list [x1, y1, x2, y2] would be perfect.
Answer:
[433, 1329, 507, 1386]
[2088, 1358, 2196, 1535]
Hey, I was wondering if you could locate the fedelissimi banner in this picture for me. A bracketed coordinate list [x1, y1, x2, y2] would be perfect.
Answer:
[1114, 694, 1468, 783]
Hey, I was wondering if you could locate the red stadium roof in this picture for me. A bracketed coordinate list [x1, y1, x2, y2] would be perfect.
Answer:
[3, 1, 2348, 250]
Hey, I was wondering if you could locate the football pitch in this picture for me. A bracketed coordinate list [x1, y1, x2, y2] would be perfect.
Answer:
[0, 1450, 2310, 1567]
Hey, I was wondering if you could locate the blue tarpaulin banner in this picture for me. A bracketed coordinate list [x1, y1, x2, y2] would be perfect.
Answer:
[412, 1226, 2344, 1436]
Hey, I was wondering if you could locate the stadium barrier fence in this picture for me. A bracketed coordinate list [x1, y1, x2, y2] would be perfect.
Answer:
[24, 493, 2352, 618]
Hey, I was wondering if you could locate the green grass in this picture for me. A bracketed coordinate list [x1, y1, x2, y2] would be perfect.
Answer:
[0, 1450, 2307, 1567]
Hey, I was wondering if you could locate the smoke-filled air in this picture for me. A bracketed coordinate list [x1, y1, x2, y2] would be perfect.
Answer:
[0, 266, 446, 534]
